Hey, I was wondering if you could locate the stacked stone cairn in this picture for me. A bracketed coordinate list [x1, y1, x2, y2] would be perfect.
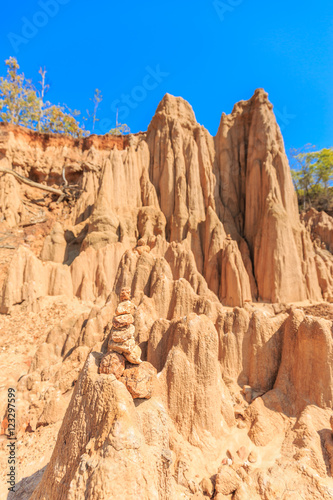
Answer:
[99, 286, 156, 399]
[108, 286, 142, 364]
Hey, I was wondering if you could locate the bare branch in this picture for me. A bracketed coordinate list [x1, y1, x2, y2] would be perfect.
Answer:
[62, 167, 68, 186]
[0, 168, 63, 195]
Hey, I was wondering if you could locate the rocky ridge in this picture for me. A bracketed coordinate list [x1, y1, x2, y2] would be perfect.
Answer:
[1, 90, 333, 499]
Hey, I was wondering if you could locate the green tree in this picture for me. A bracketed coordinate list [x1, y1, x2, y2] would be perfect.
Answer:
[0, 57, 129, 139]
[109, 122, 130, 136]
[42, 104, 86, 138]
[0, 57, 87, 138]
[290, 145, 333, 212]
[307, 148, 333, 211]
[0, 57, 39, 127]
[290, 144, 316, 210]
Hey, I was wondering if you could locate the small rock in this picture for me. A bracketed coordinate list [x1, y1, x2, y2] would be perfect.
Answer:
[121, 361, 156, 399]
[215, 467, 241, 495]
[110, 324, 135, 343]
[99, 352, 125, 379]
[234, 405, 245, 419]
[124, 344, 142, 364]
[137, 238, 146, 246]
[161, 448, 172, 467]
[0, 417, 8, 435]
[248, 450, 257, 463]
[237, 420, 247, 429]
[109, 338, 136, 355]
[120, 287, 131, 301]
[330, 414, 333, 433]
[200, 477, 214, 497]
[242, 385, 252, 403]
[226, 449, 236, 462]
[112, 313, 134, 328]
[219, 458, 233, 470]
[236, 446, 248, 461]
[115, 300, 136, 316]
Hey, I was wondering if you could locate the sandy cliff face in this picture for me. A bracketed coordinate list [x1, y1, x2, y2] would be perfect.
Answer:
[215, 91, 321, 303]
[1, 91, 333, 499]
[0, 88, 328, 310]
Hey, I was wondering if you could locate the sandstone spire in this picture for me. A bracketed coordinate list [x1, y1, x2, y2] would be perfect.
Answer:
[0, 91, 331, 308]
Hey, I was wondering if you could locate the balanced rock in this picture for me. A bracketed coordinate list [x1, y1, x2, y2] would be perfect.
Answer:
[121, 362, 156, 399]
[120, 286, 131, 301]
[116, 300, 137, 316]
[112, 313, 134, 328]
[125, 344, 142, 365]
[109, 338, 136, 355]
[111, 324, 135, 343]
[99, 351, 125, 379]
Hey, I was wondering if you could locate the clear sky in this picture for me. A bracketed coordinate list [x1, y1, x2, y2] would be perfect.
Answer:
[0, 0, 332, 151]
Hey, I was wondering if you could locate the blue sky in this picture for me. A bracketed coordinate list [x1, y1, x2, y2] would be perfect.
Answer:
[0, 0, 332, 151]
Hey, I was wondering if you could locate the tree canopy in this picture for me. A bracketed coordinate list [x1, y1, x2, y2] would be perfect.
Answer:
[290, 145, 333, 213]
[0, 57, 130, 138]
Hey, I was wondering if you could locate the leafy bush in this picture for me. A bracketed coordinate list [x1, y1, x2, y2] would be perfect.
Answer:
[290, 145, 333, 213]
[109, 123, 130, 136]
